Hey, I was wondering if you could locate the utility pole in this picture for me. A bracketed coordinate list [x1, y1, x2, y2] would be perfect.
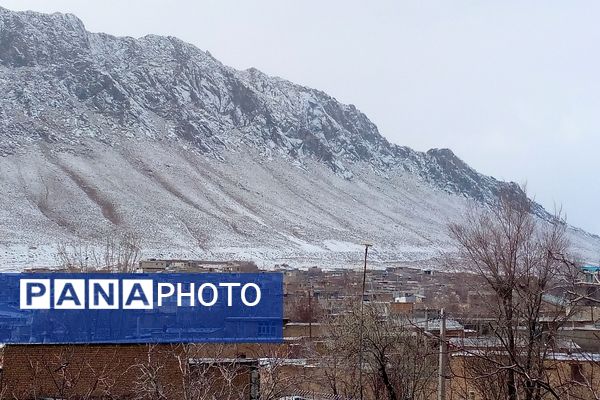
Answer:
[358, 243, 372, 400]
[438, 308, 447, 400]
[308, 283, 313, 339]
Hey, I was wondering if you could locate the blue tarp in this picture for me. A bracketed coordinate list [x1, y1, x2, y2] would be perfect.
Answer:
[581, 265, 600, 273]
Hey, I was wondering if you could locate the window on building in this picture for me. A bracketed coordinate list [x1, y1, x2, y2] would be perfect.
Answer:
[258, 322, 277, 337]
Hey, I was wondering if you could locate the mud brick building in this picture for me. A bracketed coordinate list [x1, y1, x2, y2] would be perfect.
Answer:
[0, 344, 270, 399]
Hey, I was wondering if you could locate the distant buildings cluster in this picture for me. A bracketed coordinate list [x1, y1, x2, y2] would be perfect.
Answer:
[0, 259, 599, 399]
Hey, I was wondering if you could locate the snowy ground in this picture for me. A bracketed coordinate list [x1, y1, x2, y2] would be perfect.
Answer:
[0, 141, 598, 271]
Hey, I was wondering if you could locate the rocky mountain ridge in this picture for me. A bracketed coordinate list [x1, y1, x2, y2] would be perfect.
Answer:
[0, 7, 596, 268]
[0, 7, 533, 205]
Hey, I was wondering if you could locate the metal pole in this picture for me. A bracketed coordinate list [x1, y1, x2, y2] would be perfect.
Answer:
[308, 283, 313, 339]
[359, 243, 372, 400]
[438, 308, 447, 400]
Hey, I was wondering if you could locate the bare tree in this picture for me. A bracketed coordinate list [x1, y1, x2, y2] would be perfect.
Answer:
[257, 344, 309, 400]
[324, 304, 437, 400]
[286, 290, 324, 323]
[132, 344, 170, 400]
[319, 329, 361, 399]
[56, 230, 142, 272]
[448, 189, 580, 400]
[133, 344, 254, 400]
[19, 346, 118, 400]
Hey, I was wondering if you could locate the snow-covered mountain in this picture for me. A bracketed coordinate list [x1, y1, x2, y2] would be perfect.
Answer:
[0, 7, 598, 269]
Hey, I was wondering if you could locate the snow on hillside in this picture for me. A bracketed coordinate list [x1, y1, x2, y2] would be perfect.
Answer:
[1, 140, 597, 270]
[0, 7, 598, 269]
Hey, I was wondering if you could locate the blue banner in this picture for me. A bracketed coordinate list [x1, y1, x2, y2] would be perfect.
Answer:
[0, 273, 283, 344]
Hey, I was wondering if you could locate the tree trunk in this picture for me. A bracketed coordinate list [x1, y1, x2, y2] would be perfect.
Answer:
[378, 362, 398, 400]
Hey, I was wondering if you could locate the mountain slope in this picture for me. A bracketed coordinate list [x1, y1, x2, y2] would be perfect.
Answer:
[0, 7, 597, 269]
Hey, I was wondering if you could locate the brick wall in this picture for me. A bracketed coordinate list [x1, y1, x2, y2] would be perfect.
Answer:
[2, 344, 169, 398]
[0, 344, 302, 399]
[1, 344, 262, 399]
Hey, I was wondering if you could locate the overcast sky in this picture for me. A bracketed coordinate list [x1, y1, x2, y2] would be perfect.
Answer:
[2, 0, 599, 234]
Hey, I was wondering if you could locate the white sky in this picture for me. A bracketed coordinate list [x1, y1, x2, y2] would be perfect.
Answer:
[2, 0, 599, 234]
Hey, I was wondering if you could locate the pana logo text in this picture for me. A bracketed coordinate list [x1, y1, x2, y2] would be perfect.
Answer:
[19, 279, 261, 310]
